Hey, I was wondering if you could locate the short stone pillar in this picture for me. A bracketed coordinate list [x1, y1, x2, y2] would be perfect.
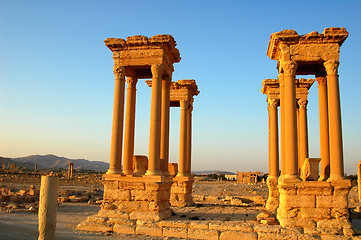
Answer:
[168, 163, 178, 177]
[300, 158, 321, 181]
[34, 164, 38, 174]
[171, 175, 194, 207]
[2, 163, 5, 169]
[38, 175, 58, 240]
[68, 162, 73, 178]
[132, 155, 148, 177]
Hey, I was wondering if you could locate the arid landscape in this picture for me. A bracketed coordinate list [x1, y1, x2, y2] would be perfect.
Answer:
[1, 169, 361, 239]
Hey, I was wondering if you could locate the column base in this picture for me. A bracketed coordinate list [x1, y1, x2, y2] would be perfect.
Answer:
[170, 175, 194, 207]
[145, 170, 163, 176]
[277, 177, 352, 235]
[106, 169, 123, 175]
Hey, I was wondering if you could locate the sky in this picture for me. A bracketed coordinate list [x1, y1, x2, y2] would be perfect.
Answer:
[1, 0, 360, 175]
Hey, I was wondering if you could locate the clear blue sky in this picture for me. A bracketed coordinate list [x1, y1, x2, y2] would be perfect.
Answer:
[1, 0, 360, 174]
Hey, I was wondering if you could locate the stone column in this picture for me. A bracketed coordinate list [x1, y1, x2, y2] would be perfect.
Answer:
[146, 64, 164, 176]
[160, 75, 171, 174]
[281, 61, 298, 177]
[279, 73, 286, 176]
[187, 105, 193, 175]
[177, 99, 189, 176]
[123, 76, 138, 176]
[317, 76, 330, 181]
[268, 99, 279, 178]
[298, 99, 309, 169]
[324, 60, 344, 180]
[108, 66, 125, 174]
[358, 161, 361, 202]
[38, 175, 58, 240]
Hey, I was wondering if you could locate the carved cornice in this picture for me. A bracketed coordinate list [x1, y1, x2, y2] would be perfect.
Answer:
[267, 28, 348, 60]
[324, 60, 339, 75]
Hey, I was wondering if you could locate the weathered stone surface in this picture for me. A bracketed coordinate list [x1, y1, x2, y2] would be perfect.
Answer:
[189, 221, 210, 230]
[209, 221, 254, 232]
[316, 195, 348, 209]
[163, 227, 188, 238]
[257, 232, 297, 240]
[113, 224, 136, 234]
[300, 208, 331, 219]
[219, 231, 258, 240]
[188, 228, 219, 240]
[136, 225, 163, 237]
[281, 194, 316, 208]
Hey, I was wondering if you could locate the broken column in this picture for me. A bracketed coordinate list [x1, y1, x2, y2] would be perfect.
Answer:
[38, 175, 58, 240]
[68, 162, 73, 178]
[358, 161, 361, 202]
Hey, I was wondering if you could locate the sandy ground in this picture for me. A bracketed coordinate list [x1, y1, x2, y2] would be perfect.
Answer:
[0, 172, 361, 239]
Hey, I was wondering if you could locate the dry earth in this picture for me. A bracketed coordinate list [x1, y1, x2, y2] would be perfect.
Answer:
[0, 171, 360, 239]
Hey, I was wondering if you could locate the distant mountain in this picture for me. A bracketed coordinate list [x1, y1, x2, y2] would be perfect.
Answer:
[192, 170, 236, 175]
[5, 154, 109, 172]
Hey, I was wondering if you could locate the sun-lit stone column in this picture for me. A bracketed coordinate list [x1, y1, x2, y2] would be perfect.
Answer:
[146, 65, 164, 176]
[268, 99, 279, 177]
[177, 99, 189, 176]
[356, 161, 361, 202]
[281, 61, 298, 177]
[160, 75, 171, 175]
[324, 60, 344, 180]
[123, 75, 138, 176]
[279, 73, 286, 176]
[107, 66, 125, 174]
[317, 76, 330, 181]
[298, 99, 309, 170]
[187, 104, 193, 175]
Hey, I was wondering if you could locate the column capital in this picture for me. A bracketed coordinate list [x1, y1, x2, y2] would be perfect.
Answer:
[280, 61, 297, 76]
[324, 60, 339, 75]
[316, 76, 327, 87]
[113, 66, 125, 80]
[126, 76, 138, 86]
[298, 99, 308, 110]
[267, 99, 279, 111]
[180, 99, 189, 109]
[151, 64, 164, 79]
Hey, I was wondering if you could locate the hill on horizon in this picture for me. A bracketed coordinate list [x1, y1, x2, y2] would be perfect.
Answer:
[3, 154, 109, 172]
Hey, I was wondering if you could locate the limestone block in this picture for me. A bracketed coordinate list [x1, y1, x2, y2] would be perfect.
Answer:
[278, 185, 297, 195]
[168, 163, 178, 177]
[98, 209, 130, 219]
[254, 224, 281, 233]
[113, 224, 136, 234]
[188, 228, 219, 240]
[300, 208, 331, 219]
[116, 200, 149, 212]
[257, 232, 297, 240]
[119, 181, 145, 190]
[158, 220, 189, 228]
[331, 208, 349, 219]
[317, 219, 352, 229]
[280, 194, 316, 208]
[86, 216, 107, 224]
[76, 222, 112, 232]
[107, 218, 135, 225]
[130, 209, 172, 221]
[278, 218, 316, 228]
[132, 155, 148, 177]
[163, 227, 188, 238]
[209, 221, 254, 232]
[320, 235, 350, 240]
[219, 231, 258, 240]
[316, 195, 348, 209]
[297, 235, 322, 240]
[136, 225, 162, 237]
[301, 158, 321, 181]
[131, 189, 159, 201]
[205, 195, 219, 202]
[290, 44, 340, 62]
[189, 221, 210, 230]
[104, 189, 131, 201]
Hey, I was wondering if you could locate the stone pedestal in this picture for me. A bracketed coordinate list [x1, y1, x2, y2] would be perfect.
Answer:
[170, 175, 194, 207]
[266, 176, 279, 211]
[277, 177, 352, 234]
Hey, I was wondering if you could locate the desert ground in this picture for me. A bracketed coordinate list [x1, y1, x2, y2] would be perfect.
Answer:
[0, 170, 360, 240]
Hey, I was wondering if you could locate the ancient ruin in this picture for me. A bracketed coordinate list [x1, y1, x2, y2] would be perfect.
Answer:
[263, 27, 352, 234]
[147, 79, 199, 207]
[237, 172, 260, 184]
[78, 34, 183, 234]
[68, 162, 73, 178]
[358, 161, 361, 202]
